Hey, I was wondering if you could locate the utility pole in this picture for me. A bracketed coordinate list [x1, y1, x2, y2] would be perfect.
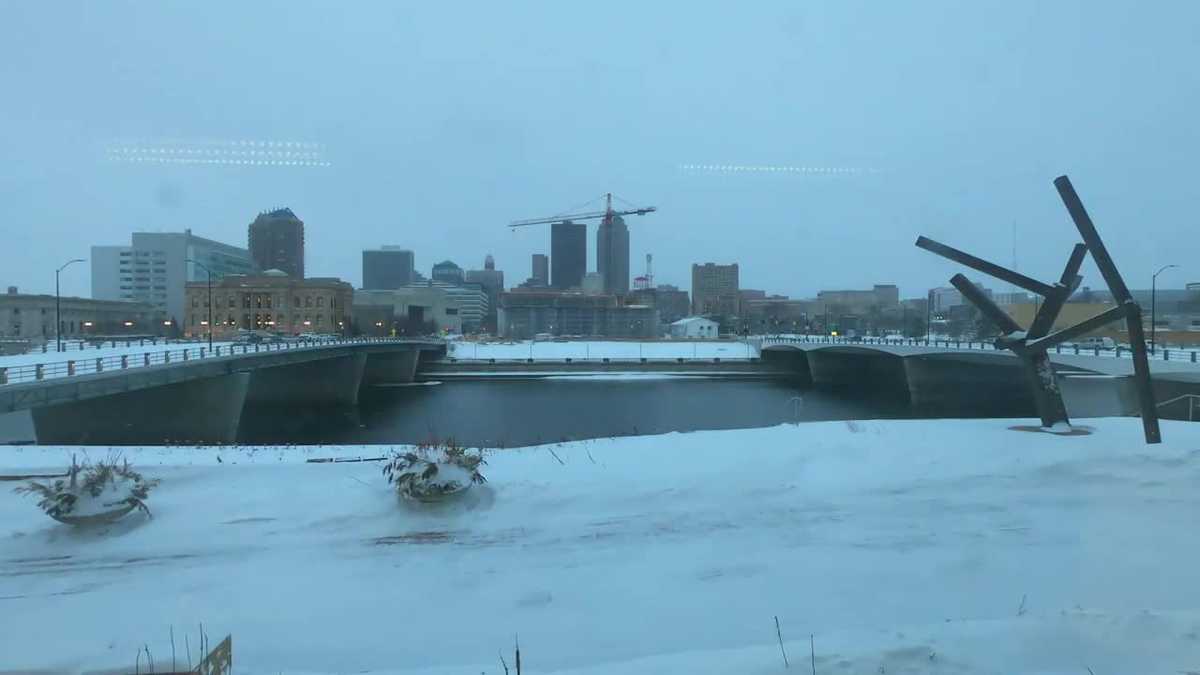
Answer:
[186, 258, 214, 350]
[55, 258, 86, 352]
[926, 289, 933, 344]
[1151, 264, 1179, 354]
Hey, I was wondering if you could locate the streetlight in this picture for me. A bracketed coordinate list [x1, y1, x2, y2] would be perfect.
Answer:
[925, 289, 933, 344]
[1151, 263, 1180, 353]
[55, 258, 86, 352]
[185, 258, 214, 350]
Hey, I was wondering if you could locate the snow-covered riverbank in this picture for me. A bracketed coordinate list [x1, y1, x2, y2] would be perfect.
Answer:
[3, 418, 1200, 673]
[447, 339, 757, 360]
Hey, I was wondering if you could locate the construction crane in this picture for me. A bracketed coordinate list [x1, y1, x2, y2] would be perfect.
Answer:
[508, 193, 656, 228]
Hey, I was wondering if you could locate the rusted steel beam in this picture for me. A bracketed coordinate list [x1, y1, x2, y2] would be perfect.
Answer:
[1054, 176, 1133, 301]
[949, 273, 1022, 335]
[1123, 301, 1163, 443]
[916, 236, 1057, 297]
[1058, 243, 1089, 286]
[1054, 175, 1159, 444]
[1023, 353, 1071, 428]
[1029, 243, 1089, 340]
[1024, 305, 1127, 353]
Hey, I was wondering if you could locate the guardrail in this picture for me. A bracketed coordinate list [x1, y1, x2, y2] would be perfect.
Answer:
[1157, 393, 1200, 421]
[27, 337, 204, 354]
[436, 356, 759, 365]
[754, 335, 1200, 363]
[0, 337, 434, 386]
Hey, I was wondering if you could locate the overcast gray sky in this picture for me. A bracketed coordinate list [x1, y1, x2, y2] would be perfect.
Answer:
[3, 1, 1198, 299]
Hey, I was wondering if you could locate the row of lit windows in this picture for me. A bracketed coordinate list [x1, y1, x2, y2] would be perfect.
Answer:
[190, 313, 328, 328]
[190, 293, 339, 310]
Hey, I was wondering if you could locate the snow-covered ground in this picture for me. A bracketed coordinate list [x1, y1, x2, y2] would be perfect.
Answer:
[448, 339, 758, 360]
[3, 419, 1200, 673]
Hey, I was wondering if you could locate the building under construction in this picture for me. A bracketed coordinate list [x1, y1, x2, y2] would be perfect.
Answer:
[498, 289, 657, 339]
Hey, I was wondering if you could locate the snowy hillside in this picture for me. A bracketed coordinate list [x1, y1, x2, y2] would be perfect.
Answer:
[3, 419, 1200, 673]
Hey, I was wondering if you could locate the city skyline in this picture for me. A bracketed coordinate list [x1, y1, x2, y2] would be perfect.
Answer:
[23, 209, 1200, 309]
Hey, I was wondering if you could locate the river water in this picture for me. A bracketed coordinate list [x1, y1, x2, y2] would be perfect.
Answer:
[236, 376, 911, 447]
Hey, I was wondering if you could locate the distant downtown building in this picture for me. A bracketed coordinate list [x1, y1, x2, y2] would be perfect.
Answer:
[691, 263, 740, 318]
[817, 284, 900, 311]
[531, 254, 549, 286]
[248, 207, 305, 278]
[362, 246, 415, 290]
[498, 290, 657, 339]
[550, 221, 586, 289]
[183, 271, 352, 338]
[596, 214, 630, 294]
[581, 272, 605, 294]
[353, 281, 488, 335]
[431, 260, 465, 285]
[741, 296, 812, 333]
[0, 287, 162, 340]
[92, 229, 256, 325]
[627, 284, 690, 325]
[464, 255, 504, 331]
[927, 284, 988, 313]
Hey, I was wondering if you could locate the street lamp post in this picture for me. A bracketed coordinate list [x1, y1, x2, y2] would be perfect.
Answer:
[926, 289, 933, 344]
[1151, 263, 1179, 354]
[55, 258, 86, 352]
[185, 258, 214, 350]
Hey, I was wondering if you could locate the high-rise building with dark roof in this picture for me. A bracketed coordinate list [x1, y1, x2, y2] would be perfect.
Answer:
[362, 246, 415, 289]
[432, 260, 465, 285]
[248, 207, 305, 278]
[532, 254, 549, 286]
[597, 214, 630, 294]
[551, 221, 586, 289]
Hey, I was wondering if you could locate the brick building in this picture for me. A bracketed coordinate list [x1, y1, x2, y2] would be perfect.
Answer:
[184, 272, 352, 337]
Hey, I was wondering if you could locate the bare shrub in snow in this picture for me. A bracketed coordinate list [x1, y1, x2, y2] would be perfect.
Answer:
[382, 441, 486, 502]
[14, 456, 160, 525]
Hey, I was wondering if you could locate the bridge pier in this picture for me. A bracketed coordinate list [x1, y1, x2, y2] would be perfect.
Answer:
[903, 355, 1036, 417]
[759, 349, 812, 385]
[806, 349, 909, 401]
[1059, 374, 1138, 418]
[245, 353, 368, 407]
[31, 373, 250, 444]
[362, 350, 420, 387]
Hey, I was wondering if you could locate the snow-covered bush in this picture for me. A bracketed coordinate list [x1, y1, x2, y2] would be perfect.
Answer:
[382, 441, 486, 502]
[14, 457, 160, 525]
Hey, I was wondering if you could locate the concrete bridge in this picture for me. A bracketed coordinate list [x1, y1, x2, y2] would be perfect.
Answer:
[0, 338, 444, 444]
[753, 336, 1200, 420]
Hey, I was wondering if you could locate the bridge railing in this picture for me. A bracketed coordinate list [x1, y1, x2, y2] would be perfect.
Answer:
[0, 336, 432, 386]
[753, 335, 1200, 364]
[25, 337, 206, 354]
[438, 356, 760, 365]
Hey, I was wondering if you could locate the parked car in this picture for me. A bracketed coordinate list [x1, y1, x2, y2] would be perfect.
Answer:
[1078, 336, 1116, 350]
[232, 331, 263, 344]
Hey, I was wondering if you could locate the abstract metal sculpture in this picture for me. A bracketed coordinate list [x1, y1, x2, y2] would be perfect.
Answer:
[916, 175, 1161, 444]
